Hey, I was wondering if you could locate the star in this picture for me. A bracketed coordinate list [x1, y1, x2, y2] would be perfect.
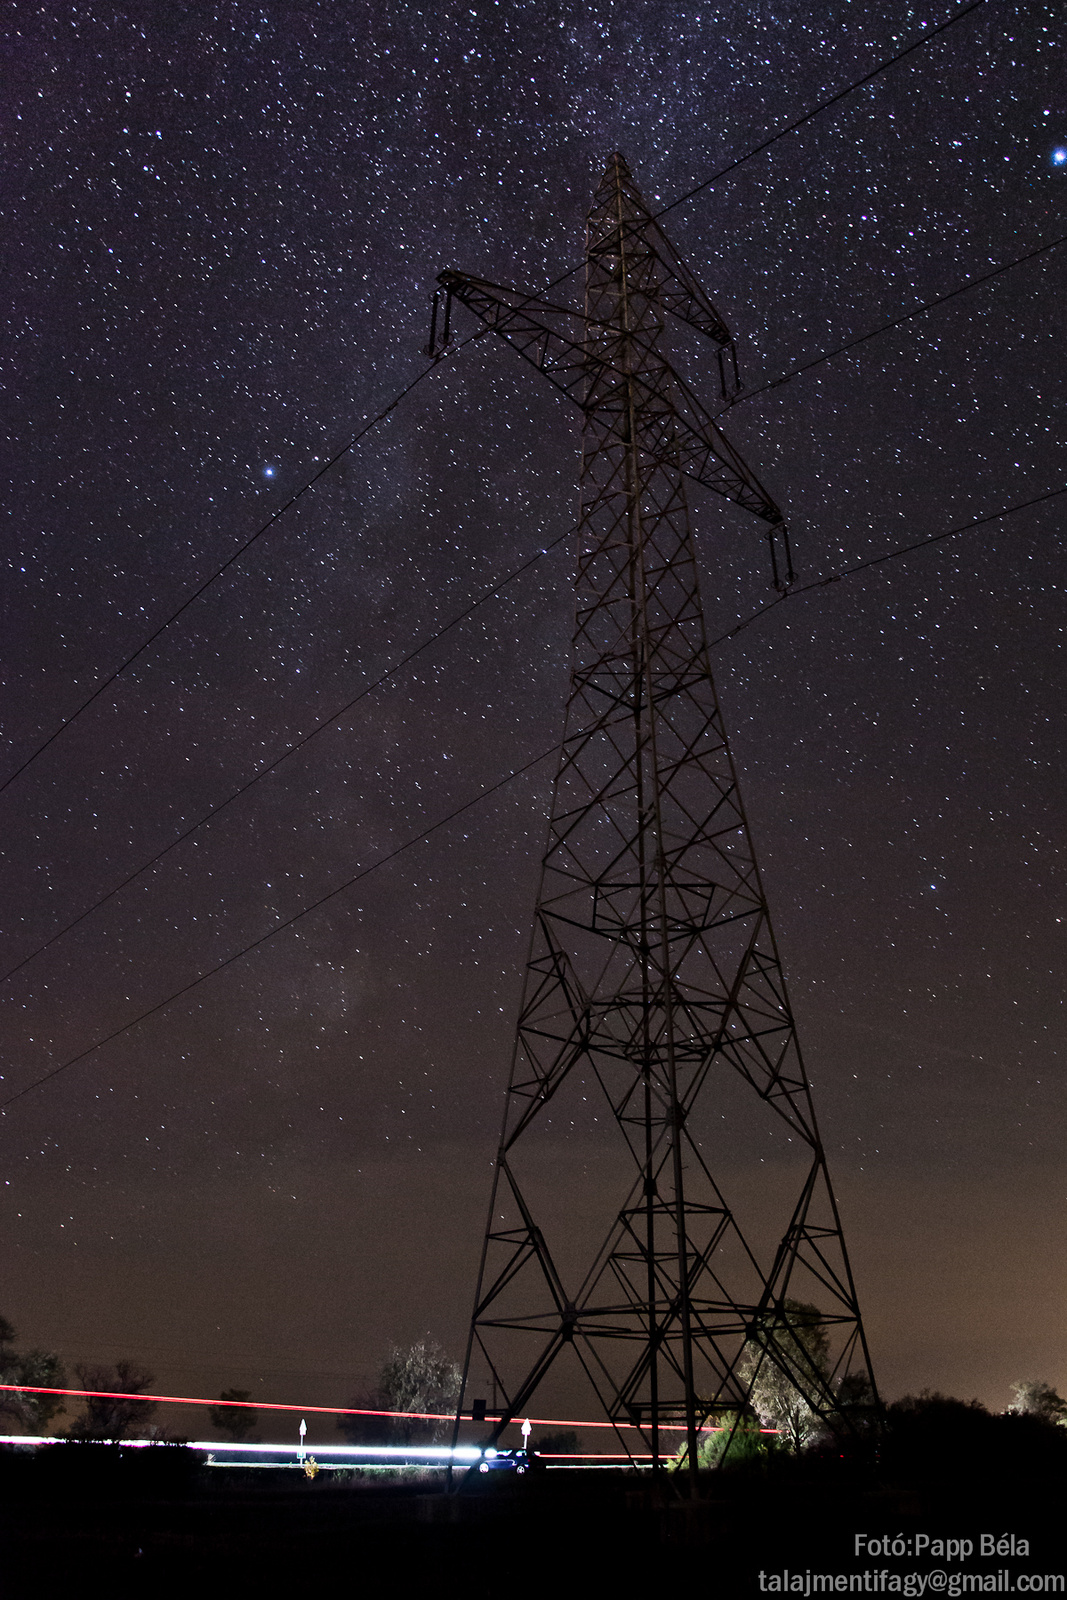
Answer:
[3, 0, 1063, 1426]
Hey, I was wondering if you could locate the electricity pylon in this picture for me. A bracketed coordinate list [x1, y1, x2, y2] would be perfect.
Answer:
[439, 155, 877, 1483]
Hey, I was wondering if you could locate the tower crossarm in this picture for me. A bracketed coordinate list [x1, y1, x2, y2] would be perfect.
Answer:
[638, 217, 736, 349]
[436, 269, 784, 529]
[453, 156, 878, 1485]
[585, 153, 739, 355]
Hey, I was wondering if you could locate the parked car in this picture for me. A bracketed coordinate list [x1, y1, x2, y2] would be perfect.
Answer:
[477, 1447, 530, 1474]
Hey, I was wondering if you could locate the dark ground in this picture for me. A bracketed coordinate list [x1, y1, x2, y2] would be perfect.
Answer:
[3, 1431, 1066, 1597]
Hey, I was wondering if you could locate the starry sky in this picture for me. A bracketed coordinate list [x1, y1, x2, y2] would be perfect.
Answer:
[1, 1, 1064, 1433]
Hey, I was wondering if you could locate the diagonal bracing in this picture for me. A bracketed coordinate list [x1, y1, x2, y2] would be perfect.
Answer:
[448, 154, 877, 1485]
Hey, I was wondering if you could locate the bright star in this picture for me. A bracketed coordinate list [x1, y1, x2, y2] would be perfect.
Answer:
[1053, 148, 1067, 166]
[263, 466, 276, 477]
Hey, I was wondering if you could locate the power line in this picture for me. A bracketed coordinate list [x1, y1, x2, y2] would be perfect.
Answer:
[0, 741, 558, 1112]
[709, 483, 1067, 649]
[0, 343, 476, 800]
[721, 231, 1067, 412]
[6, 202, 1045, 845]
[534, 2, 990, 300]
[0, 3, 991, 801]
[3, 224, 1055, 991]
[0, 524, 572, 989]
[4, 481, 1060, 1115]
[654, 0, 990, 222]
[0, 0, 1024, 1117]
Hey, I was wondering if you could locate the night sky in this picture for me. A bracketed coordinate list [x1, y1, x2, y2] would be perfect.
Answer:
[2, 2, 1064, 1434]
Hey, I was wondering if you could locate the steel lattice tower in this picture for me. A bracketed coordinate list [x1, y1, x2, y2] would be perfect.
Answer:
[437, 155, 876, 1479]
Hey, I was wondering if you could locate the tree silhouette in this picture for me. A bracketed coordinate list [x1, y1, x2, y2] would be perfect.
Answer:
[338, 1339, 460, 1446]
[1009, 1380, 1067, 1424]
[740, 1300, 831, 1452]
[209, 1388, 258, 1442]
[69, 1361, 157, 1439]
[0, 1314, 67, 1432]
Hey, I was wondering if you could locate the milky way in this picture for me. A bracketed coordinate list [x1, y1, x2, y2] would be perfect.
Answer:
[1, 2, 1064, 1420]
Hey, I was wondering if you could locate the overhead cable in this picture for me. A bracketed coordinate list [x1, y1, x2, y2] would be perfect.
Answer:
[0, 525, 572, 988]
[3, 479, 1061, 1114]
[0, 340, 477, 799]
[653, 0, 990, 222]
[3, 226, 1056, 989]
[0, 0, 992, 797]
[0, 742, 557, 1111]
[722, 231, 1067, 413]
[709, 483, 1067, 649]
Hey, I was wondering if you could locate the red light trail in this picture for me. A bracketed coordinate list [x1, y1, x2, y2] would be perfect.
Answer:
[0, 1382, 706, 1433]
[0, 1376, 777, 1440]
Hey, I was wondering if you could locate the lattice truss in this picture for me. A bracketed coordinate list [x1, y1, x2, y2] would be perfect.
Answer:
[441, 155, 877, 1468]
